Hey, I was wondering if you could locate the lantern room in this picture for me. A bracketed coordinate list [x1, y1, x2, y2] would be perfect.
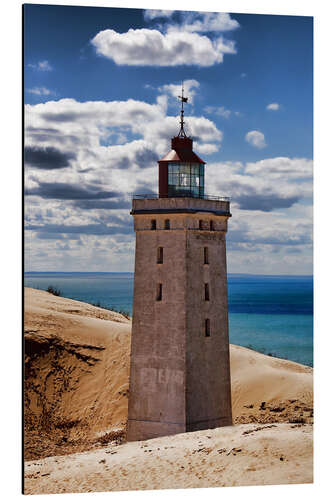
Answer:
[158, 85, 206, 199]
[158, 136, 205, 198]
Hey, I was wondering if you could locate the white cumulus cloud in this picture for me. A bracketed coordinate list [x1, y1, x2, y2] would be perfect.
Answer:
[91, 28, 236, 67]
[158, 79, 200, 102]
[27, 87, 54, 96]
[245, 157, 312, 180]
[144, 9, 174, 21]
[24, 95, 312, 274]
[245, 130, 267, 149]
[266, 103, 280, 111]
[28, 60, 53, 71]
[24, 96, 222, 181]
[204, 105, 232, 118]
[169, 12, 240, 33]
[205, 157, 313, 212]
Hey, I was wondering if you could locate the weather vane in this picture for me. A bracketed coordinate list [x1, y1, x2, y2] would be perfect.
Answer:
[178, 81, 188, 138]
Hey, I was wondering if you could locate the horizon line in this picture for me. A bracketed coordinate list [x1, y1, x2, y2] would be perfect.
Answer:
[24, 271, 313, 277]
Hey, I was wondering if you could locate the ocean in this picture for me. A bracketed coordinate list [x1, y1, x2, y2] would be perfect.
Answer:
[24, 272, 313, 367]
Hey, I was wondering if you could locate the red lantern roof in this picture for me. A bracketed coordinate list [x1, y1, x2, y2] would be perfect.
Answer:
[159, 136, 205, 164]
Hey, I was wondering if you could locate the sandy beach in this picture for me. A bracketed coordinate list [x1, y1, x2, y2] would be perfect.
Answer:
[24, 287, 313, 494]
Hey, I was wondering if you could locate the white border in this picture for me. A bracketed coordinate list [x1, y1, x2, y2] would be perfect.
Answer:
[2, 1, 331, 499]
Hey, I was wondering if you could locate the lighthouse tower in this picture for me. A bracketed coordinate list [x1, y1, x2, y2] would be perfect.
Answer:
[127, 86, 232, 442]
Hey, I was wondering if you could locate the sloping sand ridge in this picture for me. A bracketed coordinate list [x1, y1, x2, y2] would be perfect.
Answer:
[24, 287, 313, 493]
[24, 287, 131, 460]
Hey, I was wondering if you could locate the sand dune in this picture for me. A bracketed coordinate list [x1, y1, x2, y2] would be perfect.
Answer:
[24, 288, 131, 460]
[24, 423, 313, 494]
[24, 287, 313, 493]
[230, 344, 313, 424]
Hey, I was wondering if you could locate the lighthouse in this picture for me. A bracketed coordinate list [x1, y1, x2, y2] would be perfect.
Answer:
[127, 85, 232, 442]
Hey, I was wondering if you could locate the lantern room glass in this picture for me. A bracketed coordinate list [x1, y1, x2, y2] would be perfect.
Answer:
[167, 162, 204, 198]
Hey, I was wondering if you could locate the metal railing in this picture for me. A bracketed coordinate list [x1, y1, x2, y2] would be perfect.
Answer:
[132, 193, 231, 202]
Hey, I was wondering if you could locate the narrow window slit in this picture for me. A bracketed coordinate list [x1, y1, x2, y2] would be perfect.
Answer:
[204, 247, 209, 264]
[157, 247, 163, 264]
[156, 283, 162, 301]
[165, 219, 170, 230]
[205, 283, 210, 301]
[210, 220, 214, 231]
[199, 220, 204, 230]
[151, 219, 156, 230]
[205, 318, 211, 337]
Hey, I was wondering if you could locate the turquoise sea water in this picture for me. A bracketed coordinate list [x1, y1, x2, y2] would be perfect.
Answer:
[24, 272, 313, 367]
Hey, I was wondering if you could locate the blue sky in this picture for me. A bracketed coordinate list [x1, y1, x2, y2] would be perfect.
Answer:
[24, 4, 313, 274]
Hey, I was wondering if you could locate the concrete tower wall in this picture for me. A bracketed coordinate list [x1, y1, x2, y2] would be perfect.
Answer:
[127, 228, 188, 440]
[185, 229, 232, 432]
[127, 198, 232, 442]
